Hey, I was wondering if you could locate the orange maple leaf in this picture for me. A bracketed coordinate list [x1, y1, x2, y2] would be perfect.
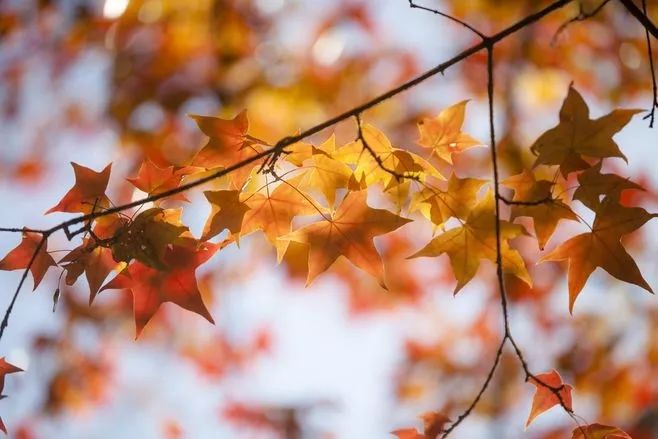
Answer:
[101, 240, 218, 337]
[531, 85, 641, 176]
[190, 111, 264, 190]
[417, 100, 483, 164]
[540, 197, 655, 313]
[410, 190, 531, 293]
[46, 162, 112, 214]
[61, 239, 117, 303]
[126, 159, 187, 202]
[0, 231, 56, 290]
[526, 370, 573, 427]
[282, 191, 411, 288]
[391, 428, 424, 439]
[202, 190, 251, 241]
[573, 161, 643, 211]
[391, 411, 450, 439]
[241, 177, 321, 259]
[570, 423, 631, 439]
[0, 357, 22, 435]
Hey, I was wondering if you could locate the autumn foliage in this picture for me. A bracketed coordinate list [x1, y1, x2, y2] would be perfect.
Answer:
[0, 0, 657, 438]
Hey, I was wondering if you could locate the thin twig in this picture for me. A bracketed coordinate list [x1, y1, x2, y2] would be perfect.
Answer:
[641, 0, 658, 127]
[407, 0, 486, 39]
[552, 0, 612, 45]
[497, 194, 553, 206]
[0, 227, 47, 234]
[440, 338, 506, 437]
[0, 233, 50, 339]
[618, 0, 658, 39]
[355, 114, 421, 183]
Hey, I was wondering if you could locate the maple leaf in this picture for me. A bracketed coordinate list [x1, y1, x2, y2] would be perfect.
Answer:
[61, 239, 117, 303]
[110, 208, 188, 270]
[282, 191, 411, 288]
[126, 159, 187, 202]
[101, 240, 218, 337]
[540, 198, 655, 313]
[417, 100, 483, 164]
[336, 124, 442, 190]
[190, 111, 264, 190]
[0, 357, 22, 435]
[573, 161, 643, 211]
[241, 176, 320, 259]
[420, 411, 450, 438]
[391, 429, 424, 439]
[282, 135, 336, 166]
[292, 136, 357, 207]
[0, 231, 56, 290]
[530, 85, 642, 176]
[570, 423, 631, 439]
[46, 162, 112, 214]
[202, 190, 250, 241]
[526, 370, 573, 427]
[391, 412, 450, 439]
[410, 174, 487, 226]
[409, 190, 531, 293]
[502, 170, 578, 250]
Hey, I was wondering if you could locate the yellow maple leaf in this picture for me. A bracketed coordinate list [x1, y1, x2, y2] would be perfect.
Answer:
[409, 190, 531, 293]
[417, 100, 483, 164]
[502, 170, 578, 250]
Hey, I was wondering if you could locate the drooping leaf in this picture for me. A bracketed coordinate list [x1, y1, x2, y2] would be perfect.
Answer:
[573, 161, 643, 211]
[570, 423, 631, 439]
[61, 239, 118, 303]
[282, 190, 411, 288]
[190, 111, 264, 190]
[417, 100, 483, 164]
[110, 208, 188, 270]
[541, 197, 655, 313]
[420, 411, 450, 438]
[409, 190, 531, 293]
[531, 85, 641, 176]
[391, 428, 424, 439]
[202, 190, 250, 241]
[526, 370, 573, 427]
[102, 240, 218, 337]
[0, 231, 56, 290]
[391, 411, 450, 439]
[0, 357, 22, 435]
[502, 170, 578, 250]
[46, 162, 112, 214]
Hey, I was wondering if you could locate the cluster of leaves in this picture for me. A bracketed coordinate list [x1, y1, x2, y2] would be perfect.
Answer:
[1, 80, 654, 436]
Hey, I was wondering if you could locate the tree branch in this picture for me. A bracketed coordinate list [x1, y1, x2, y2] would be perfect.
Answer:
[0, 233, 50, 339]
[641, 0, 658, 127]
[618, 0, 658, 39]
[407, 0, 486, 39]
[552, 0, 612, 44]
